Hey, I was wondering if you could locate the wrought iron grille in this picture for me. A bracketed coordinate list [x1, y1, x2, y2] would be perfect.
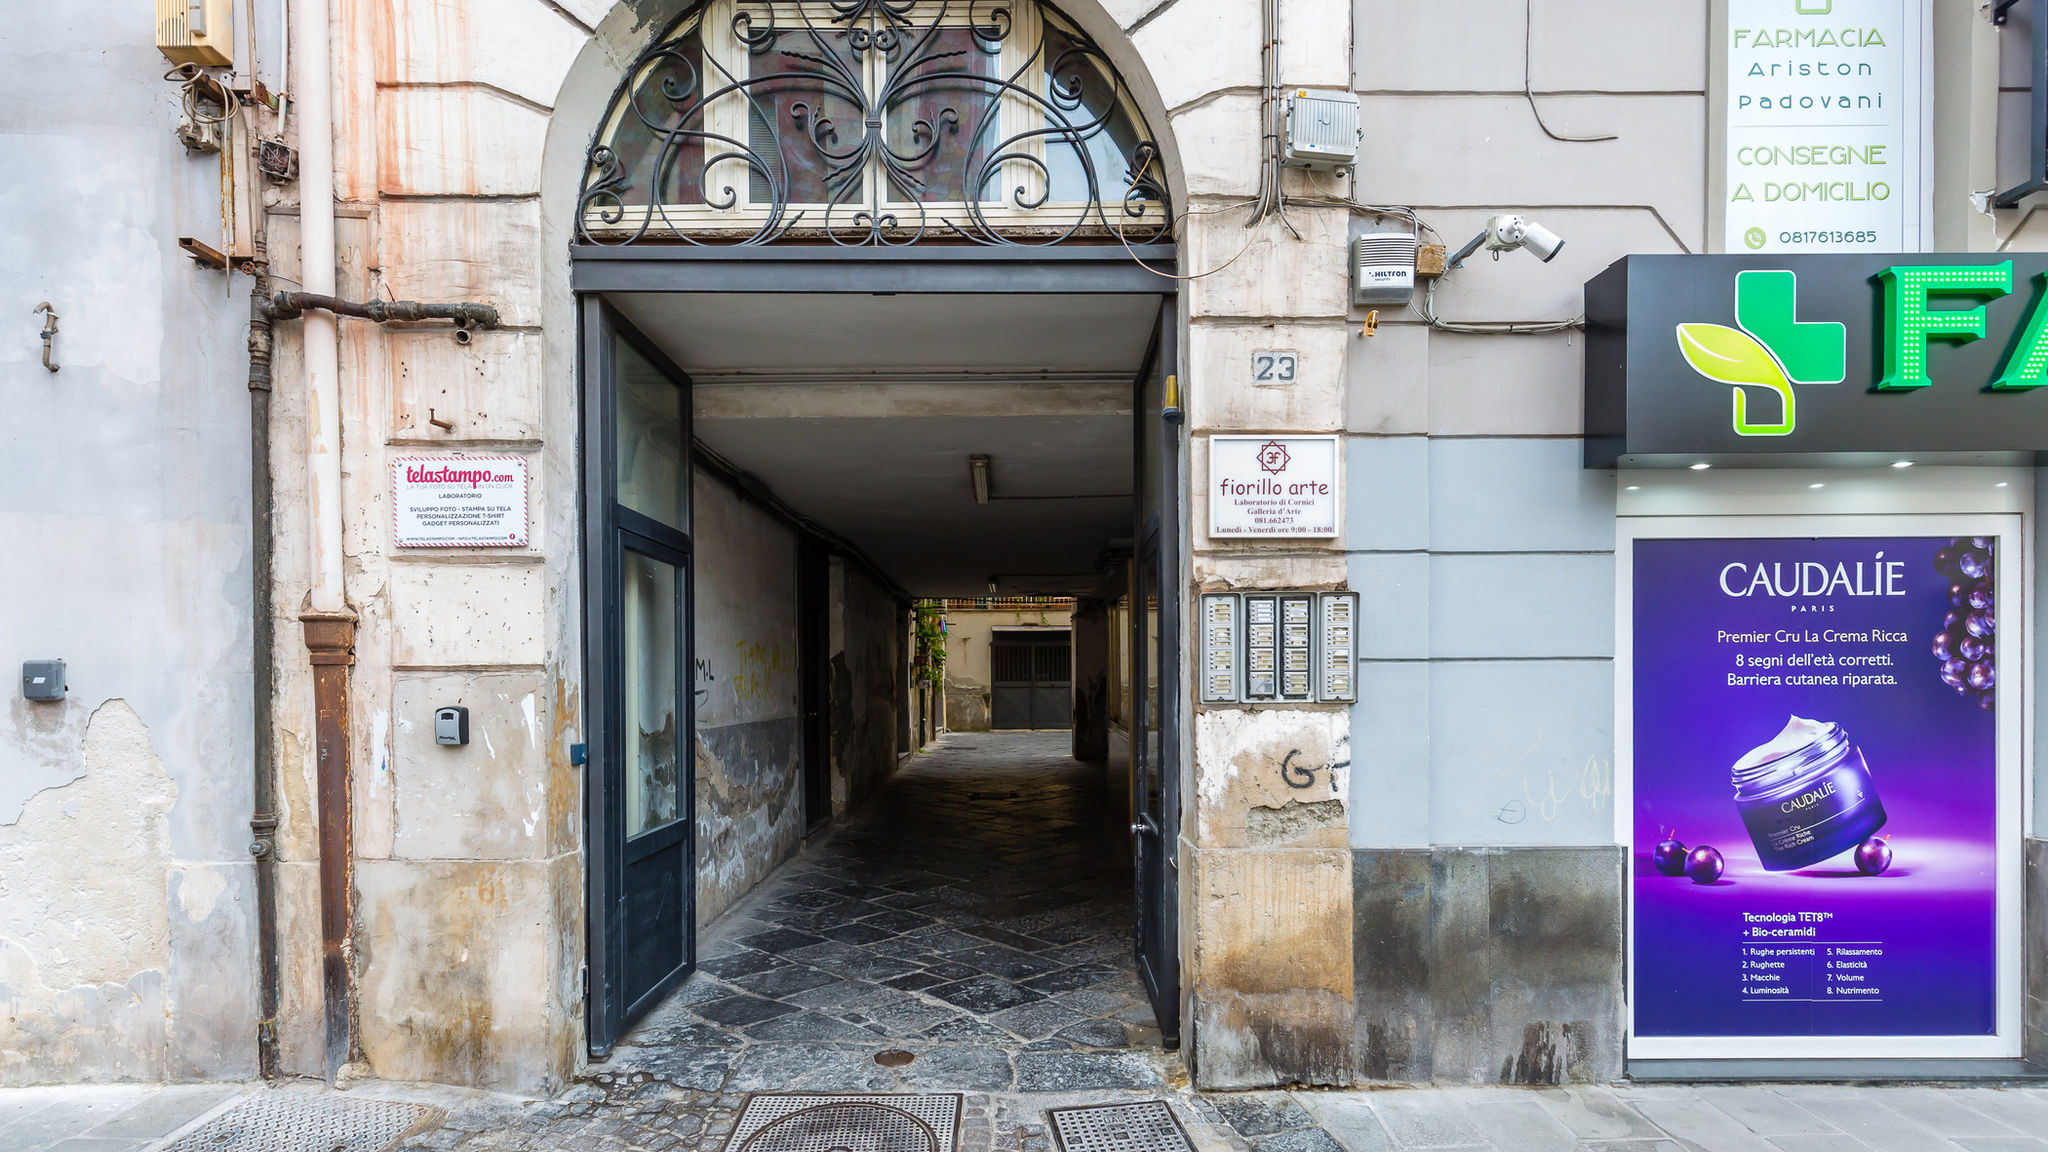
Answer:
[577, 0, 1171, 245]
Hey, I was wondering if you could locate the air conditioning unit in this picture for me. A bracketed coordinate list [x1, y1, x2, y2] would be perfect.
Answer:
[1283, 89, 1360, 173]
[158, 0, 235, 68]
[1351, 228, 1417, 305]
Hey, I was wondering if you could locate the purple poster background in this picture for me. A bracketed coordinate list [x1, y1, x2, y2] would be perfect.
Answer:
[1633, 536, 1997, 1038]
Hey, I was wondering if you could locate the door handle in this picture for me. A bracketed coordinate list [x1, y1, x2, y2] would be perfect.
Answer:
[1131, 814, 1159, 837]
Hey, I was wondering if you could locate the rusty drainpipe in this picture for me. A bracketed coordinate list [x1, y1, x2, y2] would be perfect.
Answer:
[246, 227, 282, 1079]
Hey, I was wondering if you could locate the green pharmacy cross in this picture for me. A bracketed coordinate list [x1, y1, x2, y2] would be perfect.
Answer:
[1677, 270, 1844, 436]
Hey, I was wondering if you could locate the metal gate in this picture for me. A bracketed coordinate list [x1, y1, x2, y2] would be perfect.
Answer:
[989, 632, 1072, 730]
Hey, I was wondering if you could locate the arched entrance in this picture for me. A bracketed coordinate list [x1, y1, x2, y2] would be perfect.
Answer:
[564, 0, 1189, 1069]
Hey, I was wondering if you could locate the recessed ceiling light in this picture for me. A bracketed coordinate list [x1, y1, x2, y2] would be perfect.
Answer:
[1891, 460, 1914, 469]
[1625, 485, 1641, 491]
[1689, 462, 1711, 471]
[1809, 483, 1825, 489]
[1995, 481, 2009, 488]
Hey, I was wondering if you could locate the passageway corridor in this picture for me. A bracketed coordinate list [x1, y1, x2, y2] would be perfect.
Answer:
[606, 733, 1173, 1094]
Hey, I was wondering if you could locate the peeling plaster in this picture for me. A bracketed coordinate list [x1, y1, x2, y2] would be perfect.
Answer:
[0, 700, 176, 1083]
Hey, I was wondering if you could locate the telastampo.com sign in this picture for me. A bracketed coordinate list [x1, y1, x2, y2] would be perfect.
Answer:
[392, 456, 529, 547]
[1208, 435, 1340, 538]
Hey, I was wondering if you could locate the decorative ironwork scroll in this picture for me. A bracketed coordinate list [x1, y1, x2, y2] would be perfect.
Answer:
[577, 0, 1170, 245]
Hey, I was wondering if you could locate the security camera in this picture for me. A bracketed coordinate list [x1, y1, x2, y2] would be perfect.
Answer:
[1491, 216, 1563, 262]
[1447, 214, 1567, 269]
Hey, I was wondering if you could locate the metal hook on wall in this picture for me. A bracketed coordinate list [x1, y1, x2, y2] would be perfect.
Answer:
[32, 302, 58, 373]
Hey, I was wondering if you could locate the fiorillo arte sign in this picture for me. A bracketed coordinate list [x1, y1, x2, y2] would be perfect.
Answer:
[1208, 435, 1339, 538]
[392, 456, 529, 547]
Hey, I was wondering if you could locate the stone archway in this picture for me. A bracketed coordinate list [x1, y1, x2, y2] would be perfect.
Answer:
[302, 0, 1354, 1095]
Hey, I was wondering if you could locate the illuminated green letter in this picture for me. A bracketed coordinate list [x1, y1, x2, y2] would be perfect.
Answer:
[1875, 262, 2012, 390]
[1992, 272, 2048, 391]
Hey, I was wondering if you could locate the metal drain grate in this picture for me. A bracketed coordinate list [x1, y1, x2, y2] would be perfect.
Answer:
[162, 1091, 434, 1152]
[1049, 1102, 1193, 1152]
[729, 1094, 962, 1152]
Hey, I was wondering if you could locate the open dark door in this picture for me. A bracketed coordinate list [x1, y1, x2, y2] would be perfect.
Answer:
[798, 538, 832, 828]
[584, 300, 696, 1055]
[1130, 302, 1182, 1048]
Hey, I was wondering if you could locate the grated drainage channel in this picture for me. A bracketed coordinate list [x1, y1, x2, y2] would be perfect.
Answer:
[1048, 1102, 1194, 1152]
[727, 1094, 962, 1152]
[161, 1091, 435, 1152]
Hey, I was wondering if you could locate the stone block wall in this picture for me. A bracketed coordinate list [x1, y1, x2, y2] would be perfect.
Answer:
[1352, 847, 1623, 1085]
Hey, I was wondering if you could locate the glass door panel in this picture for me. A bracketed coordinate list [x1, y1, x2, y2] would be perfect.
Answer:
[623, 549, 682, 838]
[616, 339, 687, 531]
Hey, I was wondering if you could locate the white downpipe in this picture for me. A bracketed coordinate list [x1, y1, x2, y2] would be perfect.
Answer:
[295, 0, 344, 612]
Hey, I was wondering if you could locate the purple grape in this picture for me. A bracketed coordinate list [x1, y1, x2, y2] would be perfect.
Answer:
[1971, 536, 1993, 551]
[1653, 837, 1688, 876]
[1854, 836, 1892, 876]
[1969, 662, 1995, 691]
[1942, 658, 1969, 687]
[1968, 584, 1994, 611]
[1945, 609, 1966, 634]
[1948, 583, 1969, 607]
[1960, 550, 1989, 579]
[1932, 631, 1955, 660]
[1979, 693, 1996, 712]
[1935, 545, 1961, 576]
[1685, 845, 1726, 884]
[1967, 611, 1995, 639]
[1959, 635, 1986, 662]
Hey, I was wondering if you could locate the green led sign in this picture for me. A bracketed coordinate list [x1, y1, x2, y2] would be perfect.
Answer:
[1584, 254, 2048, 466]
[1672, 259, 2048, 439]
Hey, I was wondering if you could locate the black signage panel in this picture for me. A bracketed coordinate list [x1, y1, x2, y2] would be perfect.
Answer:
[1584, 254, 2048, 467]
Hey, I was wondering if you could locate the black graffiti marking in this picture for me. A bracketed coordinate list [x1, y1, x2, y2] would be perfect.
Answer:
[1496, 799, 1528, 824]
[1280, 748, 1319, 789]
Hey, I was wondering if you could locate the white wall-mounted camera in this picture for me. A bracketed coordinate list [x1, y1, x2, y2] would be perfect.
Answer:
[1448, 214, 1567, 269]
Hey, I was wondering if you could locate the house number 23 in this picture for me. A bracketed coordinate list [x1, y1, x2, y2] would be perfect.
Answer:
[1252, 350, 1298, 385]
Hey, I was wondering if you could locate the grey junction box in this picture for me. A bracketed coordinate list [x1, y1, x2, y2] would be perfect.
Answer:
[21, 660, 65, 701]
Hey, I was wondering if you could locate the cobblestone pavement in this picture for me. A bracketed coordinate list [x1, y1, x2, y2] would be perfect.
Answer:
[598, 730, 1174, 1096]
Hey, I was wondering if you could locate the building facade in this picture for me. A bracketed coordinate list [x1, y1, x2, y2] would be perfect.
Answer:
[2, 0, 2045, 1094]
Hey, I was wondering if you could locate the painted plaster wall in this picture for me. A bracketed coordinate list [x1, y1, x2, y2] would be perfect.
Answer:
[1339, 0, 1695, 1084]
[692, 471, 802, 926]
[940, 607, 1073, 732]
[0, 8, 259, 1083]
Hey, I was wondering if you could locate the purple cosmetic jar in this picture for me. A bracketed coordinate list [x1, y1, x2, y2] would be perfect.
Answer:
[1731, 718, 1888, 871]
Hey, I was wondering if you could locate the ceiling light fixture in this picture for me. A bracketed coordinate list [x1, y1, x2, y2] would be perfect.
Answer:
[970, 454, 991, 504]
[1689, 462, 1711, 471]
[1891, 460, 1914, 469]
[1809, 483, 1825, 489]
[1625, 485, 1641, 491]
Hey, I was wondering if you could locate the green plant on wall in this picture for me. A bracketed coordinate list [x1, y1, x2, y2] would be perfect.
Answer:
[913, 601, 948, 687]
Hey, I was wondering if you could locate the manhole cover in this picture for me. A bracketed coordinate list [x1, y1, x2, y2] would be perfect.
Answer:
[162, 1092, 435, 1152]
[1049, 1102, 1193, 1152]
[728, 1095, 962, 1152]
